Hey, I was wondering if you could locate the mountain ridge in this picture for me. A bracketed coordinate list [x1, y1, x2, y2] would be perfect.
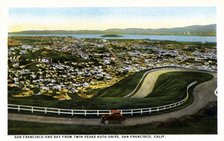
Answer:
[10, 24, 216, 36]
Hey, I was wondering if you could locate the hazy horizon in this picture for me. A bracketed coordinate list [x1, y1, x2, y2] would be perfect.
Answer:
[9, 7, 216, 32]
[10, 24, 215, 33]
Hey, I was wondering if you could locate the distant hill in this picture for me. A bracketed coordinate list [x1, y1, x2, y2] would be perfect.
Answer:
[10, 24, 216, 36]
[101, 34, 123, 37]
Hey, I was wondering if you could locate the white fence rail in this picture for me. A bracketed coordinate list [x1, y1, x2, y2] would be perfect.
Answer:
[8, 81, 197, 116]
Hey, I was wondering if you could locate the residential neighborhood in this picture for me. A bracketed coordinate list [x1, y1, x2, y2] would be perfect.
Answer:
[8, 36, 217, 100]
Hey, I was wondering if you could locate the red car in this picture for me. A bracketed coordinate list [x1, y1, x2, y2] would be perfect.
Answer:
[101, 111, 126, 124]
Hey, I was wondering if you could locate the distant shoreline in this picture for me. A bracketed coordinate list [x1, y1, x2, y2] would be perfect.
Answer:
[8, 34, 216, 43]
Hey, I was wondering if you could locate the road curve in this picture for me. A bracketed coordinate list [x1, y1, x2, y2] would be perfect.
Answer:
[131, 69, 182, 98]
[124, 73, 217, 125]
[8, 73, 217, 126]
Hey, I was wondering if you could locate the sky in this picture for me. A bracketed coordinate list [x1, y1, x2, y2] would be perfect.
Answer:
[9, 7, 216, 32]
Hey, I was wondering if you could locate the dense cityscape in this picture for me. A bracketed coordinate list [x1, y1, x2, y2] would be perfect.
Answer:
[8, 36, 217, 100]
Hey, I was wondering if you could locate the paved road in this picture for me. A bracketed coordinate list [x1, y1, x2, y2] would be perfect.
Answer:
[131, 69, 182, 98]
[8, 73, 217, 126]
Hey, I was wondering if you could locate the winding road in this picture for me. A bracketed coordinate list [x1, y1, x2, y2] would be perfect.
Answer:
[130, 69, 182, 98]
[8, 72, 217, 126]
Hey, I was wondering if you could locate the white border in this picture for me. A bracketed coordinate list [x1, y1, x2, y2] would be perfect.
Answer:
[5, 0, 217, 7]
[1, 0, 224, 141]
[217, 0, 224, 139]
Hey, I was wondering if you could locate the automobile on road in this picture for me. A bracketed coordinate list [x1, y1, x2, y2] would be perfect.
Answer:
[101, 110, 126, 124]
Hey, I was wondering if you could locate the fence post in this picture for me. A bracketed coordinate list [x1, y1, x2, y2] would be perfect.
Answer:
[71, 110, 74, 116]
[149, 108, 151, 114]
[45, 108, 47, 114]
[31, 107, 33, 113]
[84, 110, 86, 116]
[58, 109, 60, 115]
[109, 110, 111, 115]
[131, 110, 133, 116]
[97, 110, 99, 116]
[120, 110, 123, 115]
[18, 105, 20, 112]
[140, 109, 143, 115]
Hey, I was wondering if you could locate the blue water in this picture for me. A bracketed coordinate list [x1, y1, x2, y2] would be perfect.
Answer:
[9, 33, 216, 43]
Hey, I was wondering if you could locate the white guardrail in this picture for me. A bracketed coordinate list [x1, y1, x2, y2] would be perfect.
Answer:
[8, 81, 197, 116]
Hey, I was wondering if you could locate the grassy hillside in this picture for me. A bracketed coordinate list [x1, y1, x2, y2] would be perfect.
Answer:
[8, 71, 213, 110]
[97, 71, 213, 99]
[148, 71, 213, 99]
[96, 69, 149, 97]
